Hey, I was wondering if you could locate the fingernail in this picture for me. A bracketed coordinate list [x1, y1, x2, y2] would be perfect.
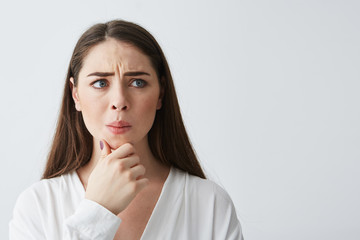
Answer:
[100, 141, 104, 150]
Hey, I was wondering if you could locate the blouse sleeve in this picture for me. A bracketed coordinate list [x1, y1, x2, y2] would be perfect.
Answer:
[9, 188, 46, 240]
[9, 187, 121, 240]
[64, 199, 121, 239]
[212, 183, 244, 240]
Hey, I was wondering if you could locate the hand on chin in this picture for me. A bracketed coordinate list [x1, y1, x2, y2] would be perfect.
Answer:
[106, 138, 134, 151]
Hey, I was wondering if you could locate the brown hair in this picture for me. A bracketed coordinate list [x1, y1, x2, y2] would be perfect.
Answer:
[42, 20, 206, 179]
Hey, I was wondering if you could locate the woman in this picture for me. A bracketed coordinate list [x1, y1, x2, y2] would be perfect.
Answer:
[10, 20, 243, 239]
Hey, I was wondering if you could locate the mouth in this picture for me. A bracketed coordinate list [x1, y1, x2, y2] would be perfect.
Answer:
[106, 120, 132, 134]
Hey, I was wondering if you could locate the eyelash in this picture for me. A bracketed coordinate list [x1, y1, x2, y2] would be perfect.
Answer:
[130, 79, 147, 88]
[91, 79, 147, 89]
[91, 79, 108, 89]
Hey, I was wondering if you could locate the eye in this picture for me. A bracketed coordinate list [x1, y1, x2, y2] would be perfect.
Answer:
[131, 79, 147, 88]
[92, 79, 108, 89]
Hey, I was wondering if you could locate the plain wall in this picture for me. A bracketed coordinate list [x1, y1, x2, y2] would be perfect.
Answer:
[1, 0, 359, 239]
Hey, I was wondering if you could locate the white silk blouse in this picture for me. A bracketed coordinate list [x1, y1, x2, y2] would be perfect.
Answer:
[9, 167, 243, 239]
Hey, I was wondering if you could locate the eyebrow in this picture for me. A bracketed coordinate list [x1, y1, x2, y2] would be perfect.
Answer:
[87, 71, 151, 77]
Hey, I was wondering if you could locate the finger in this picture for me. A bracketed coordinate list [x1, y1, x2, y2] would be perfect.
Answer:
[111, 143, 135, 159]
[128, 164, 146, 180]
[100, 139, 111, 159]
[115, 155, 140, 170]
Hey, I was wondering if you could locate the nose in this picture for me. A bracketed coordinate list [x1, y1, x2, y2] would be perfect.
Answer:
[111, 84, 129, 112]
[112, 104, 127, 111]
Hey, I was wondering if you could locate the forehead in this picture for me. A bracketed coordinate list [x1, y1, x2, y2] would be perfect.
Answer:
[79, 38, 155, 76]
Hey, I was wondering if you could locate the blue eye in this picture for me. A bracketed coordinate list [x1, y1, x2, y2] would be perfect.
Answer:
[92, 80, 108, 88]
[131, 79, 147, 88]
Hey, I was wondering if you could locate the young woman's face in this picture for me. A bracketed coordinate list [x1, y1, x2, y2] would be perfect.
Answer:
[71, 38, 162, 150]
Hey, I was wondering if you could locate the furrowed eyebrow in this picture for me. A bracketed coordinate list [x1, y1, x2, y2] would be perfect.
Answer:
[124, 71, 151, 77]
[86, 71, 150, 77]
[87, 72, 115, 77]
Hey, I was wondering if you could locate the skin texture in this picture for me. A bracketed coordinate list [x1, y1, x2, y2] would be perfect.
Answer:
[70, 38, 170, 231]
[72, 38, 162, 151]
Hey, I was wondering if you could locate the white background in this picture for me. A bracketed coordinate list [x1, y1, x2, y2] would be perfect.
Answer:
[1, 0, 359, 239]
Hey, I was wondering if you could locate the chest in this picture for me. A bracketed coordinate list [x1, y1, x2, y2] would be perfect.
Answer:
[113, 184, 163, 240]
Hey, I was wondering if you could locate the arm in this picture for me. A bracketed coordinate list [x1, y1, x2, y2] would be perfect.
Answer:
[9, 188, 121, 240]
[212, 183, 244, 240]
[10, 140, 147, 239]
[64, 199, 121, 239]
[9, 188, 46, 240]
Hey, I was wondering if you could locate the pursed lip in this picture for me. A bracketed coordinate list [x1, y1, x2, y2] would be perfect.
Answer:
[106, 120, 132, 135]
[106, 120, 131, 128]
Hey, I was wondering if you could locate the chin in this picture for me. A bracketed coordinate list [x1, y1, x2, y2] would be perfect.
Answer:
[106, 137, 134, 150]
[108, 140, 129, 150]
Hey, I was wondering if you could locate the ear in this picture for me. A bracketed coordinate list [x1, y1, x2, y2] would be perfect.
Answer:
[70, 77, 81, 111]
[156, 85, 164, 110]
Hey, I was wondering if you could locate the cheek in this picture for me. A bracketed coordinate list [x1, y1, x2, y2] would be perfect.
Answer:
[79, 94, 108, 135]
[136, 95, 160, 124]
[82, 94, 106, 114]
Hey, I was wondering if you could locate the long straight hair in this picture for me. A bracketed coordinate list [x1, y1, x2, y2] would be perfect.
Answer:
[42, 20, 205, 179]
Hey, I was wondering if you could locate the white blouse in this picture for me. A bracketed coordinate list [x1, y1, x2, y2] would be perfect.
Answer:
[9, 167, 243, 239]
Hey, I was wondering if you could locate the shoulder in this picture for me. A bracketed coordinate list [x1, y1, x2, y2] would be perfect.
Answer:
[172, 168, 236, 212]
[171, 168, 243, 239]
[15, 175, 62, 205]
[9, 174, 69, 237]
[16, 174, 68, 204]
[176, 168, 234, 203]
[12, 174, 71, 219]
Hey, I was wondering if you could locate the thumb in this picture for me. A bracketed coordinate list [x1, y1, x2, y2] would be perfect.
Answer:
[99, 139, 111, 159]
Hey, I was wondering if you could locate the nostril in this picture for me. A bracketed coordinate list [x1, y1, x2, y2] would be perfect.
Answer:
[112, 105, 127, 110]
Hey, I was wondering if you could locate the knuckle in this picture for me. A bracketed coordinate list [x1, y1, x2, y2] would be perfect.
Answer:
[124, 143, 134, 153]
[117, 161, 126, 171]
[125, 171, 133, 180]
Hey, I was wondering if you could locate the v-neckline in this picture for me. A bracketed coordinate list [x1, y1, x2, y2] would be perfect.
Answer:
[72, 166, 173, 239]
[139, 167, 173, 239]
